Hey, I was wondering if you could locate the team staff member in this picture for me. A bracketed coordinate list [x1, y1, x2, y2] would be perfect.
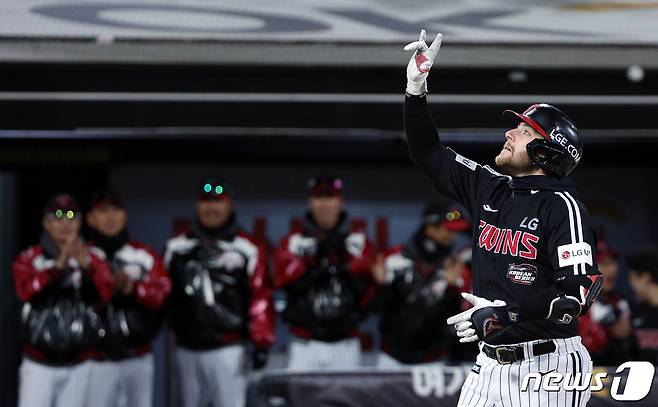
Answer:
[403, 31, 602, 407]
[86, 190, 171, 407]
[12, 194, 113, 407]
[274, 176, 375, 369]
[165, 178, 275, 407]
[372, 200, 470, 367]
[578, 241, 633, 365]
[626, 246, 658, 363]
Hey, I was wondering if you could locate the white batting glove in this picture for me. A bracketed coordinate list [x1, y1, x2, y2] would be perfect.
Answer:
[404, 29, 443, 95]
[446, 293, 506, 343]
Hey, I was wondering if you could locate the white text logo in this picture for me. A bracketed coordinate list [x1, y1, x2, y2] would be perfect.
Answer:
[521, 361, 655, 401]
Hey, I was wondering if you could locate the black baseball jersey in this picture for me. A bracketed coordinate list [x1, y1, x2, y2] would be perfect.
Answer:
[405, 95, 599, 345]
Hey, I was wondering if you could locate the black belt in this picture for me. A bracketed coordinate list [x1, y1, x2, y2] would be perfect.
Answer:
[482, 340, 556, 365]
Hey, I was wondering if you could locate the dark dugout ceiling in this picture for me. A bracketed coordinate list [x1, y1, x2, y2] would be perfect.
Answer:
[0, 63, 656, 134]
[1, 0, 658, 159]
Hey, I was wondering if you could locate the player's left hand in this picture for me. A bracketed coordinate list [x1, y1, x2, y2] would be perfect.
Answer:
[446, 293, 507, 343]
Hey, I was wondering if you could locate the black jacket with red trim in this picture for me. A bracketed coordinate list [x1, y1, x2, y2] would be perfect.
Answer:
[12, 233, 114, 364]
[88, 231, 172, 360]
[273, 212, 376, 342]
[375, 233, 466, 363]
[164, 216, 275, 350]
[631, 301, 658, 364]
[405, 94, 601, 345]
[579, 290, 633, 364]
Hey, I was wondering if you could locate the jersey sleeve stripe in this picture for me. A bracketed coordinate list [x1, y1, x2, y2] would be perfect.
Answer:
[555, 192, 579, 275]
[483, 165, 499, 175]
[563, 192, 587, 275]
[564, 192, 584, 246]
[483, 165, 512, 181]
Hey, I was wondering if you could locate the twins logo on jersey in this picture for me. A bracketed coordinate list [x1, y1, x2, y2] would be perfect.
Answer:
[478, 220, 539, 260]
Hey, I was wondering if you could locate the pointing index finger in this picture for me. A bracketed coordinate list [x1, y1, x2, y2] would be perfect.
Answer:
[446, 308, 472, 325]
[461, 292, 479, 306]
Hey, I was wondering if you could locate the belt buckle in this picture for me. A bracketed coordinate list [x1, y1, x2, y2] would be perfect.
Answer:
[494, 346, 515, 365]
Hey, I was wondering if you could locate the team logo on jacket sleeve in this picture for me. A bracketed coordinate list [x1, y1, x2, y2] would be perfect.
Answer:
[506, 263, 538, 285]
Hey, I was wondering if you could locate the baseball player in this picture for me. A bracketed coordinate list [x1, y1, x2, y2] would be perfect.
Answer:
[403, 30, 603, 407]
[12, 194, 114, 407]
[273, 176, 375, 369]
[372, 200, 471, 367]
[165, 178, 275, 407]
[85, 190, 172, 407]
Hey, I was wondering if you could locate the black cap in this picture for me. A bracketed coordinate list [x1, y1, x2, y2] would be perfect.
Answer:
[422, 201, 470, 232]
[197, 177, 234, 201]
[626, 247, 658, 282]
[307, 175, 343, 197]
[43, 193, 81, 218]
[89, 189, 126, 210]
[596, 240, 619, 263]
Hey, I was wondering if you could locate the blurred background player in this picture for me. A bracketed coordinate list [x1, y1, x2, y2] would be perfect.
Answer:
[372, 200, 471, 368]
[579, 241, 633, 365]
[12, 193, 113, 407]
[626, 246, 658, 364]
[273, 176, 375, 369]
[85, 190, 172, 407]
[165, 178, 275, 407]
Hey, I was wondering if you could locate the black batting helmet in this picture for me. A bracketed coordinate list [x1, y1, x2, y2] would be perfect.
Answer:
[503, 104, 583, 178]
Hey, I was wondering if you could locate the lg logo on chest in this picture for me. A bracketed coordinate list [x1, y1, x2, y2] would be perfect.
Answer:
[520, 217, 539, 231]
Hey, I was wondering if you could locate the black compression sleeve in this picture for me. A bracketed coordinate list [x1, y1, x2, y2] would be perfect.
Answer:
[516, 275, 595, 321]
[516, 288, 561, 321]
[404, 94, 443, 179]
